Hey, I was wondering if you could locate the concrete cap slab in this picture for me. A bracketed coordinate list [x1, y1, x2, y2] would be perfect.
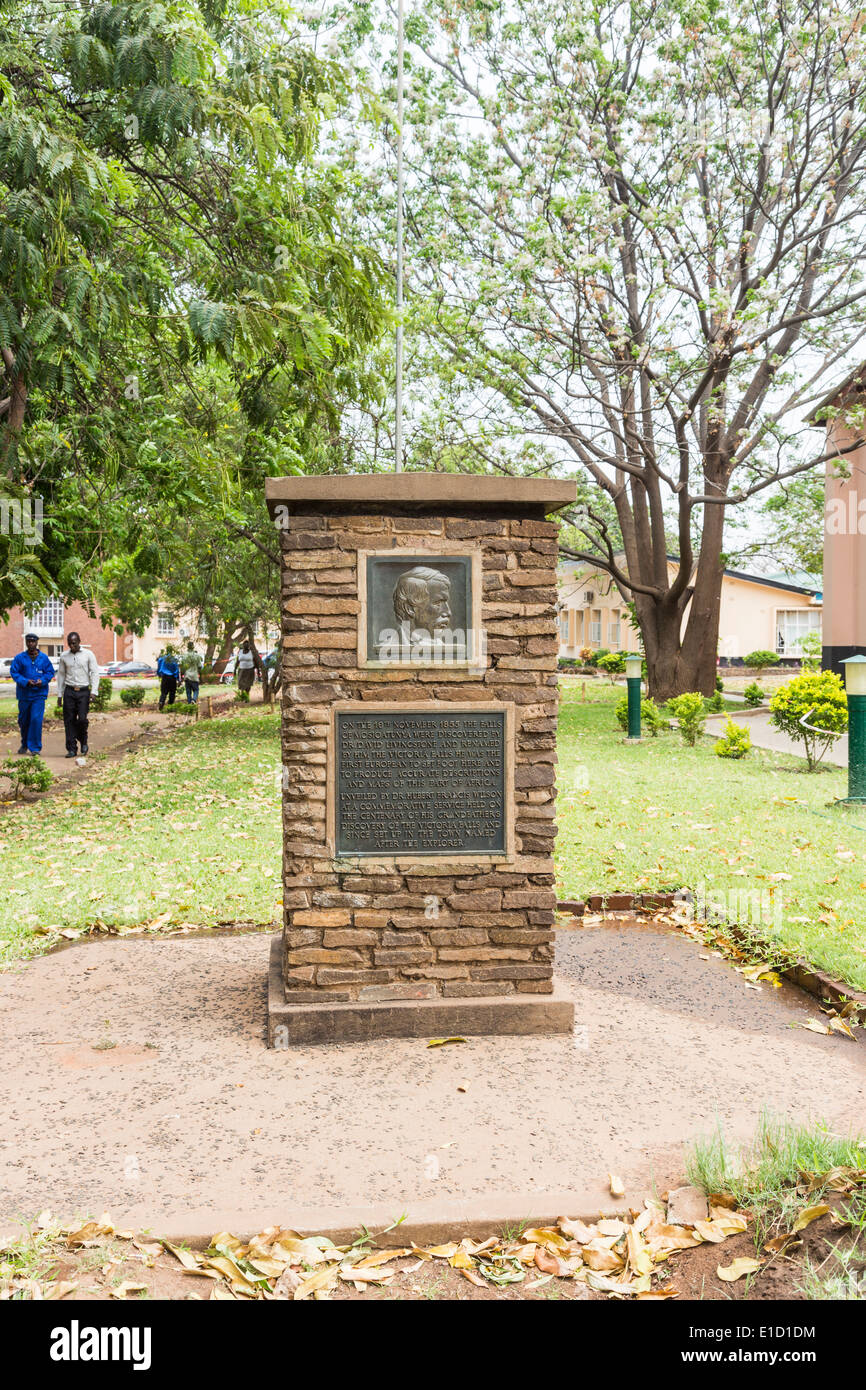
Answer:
[265, 472, 577, 515]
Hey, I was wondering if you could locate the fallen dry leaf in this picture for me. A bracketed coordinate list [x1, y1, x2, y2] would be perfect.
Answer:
[352, 1247, 410, 1270]
[448, 1249, 475, 1270]
[293, 1263, 340, 1301]
[46, 1281, 78, 1300]
[557, 1217, 595, 1243]
[582, 1239, 624, 1272]
[522, 1227, 571, 1252]
[717, 1257, 762, 1282]
[272, 1266, 302, 1299]
[626, 1227, 654, 1276]
[161, 1240, 200, 1271]
[828, 1017, 856, 1039]
[534, 1247, 569, 1277]
[790, 1204, 830, 1233]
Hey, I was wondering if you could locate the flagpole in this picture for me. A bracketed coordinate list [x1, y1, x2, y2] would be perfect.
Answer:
[395, 0, 404, 473]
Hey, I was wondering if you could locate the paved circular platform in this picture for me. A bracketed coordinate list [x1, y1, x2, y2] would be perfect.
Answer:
[0, 921, 862, 1242]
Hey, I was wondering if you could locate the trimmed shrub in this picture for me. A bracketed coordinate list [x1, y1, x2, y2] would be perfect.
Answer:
[120, 685, 146, 707]
[744, 649, 780, 671]
[769, 671, 847, 770]
[707, 690, 725, 713]
[596, 651, 627, 681]
[714, 719, 751, 759]
[668, 692, 707, 746]
[615, 694, 663, 737]
[743, 681, 764, 707]
[1, 754, 53, 798]
[90, 677, 112, 712]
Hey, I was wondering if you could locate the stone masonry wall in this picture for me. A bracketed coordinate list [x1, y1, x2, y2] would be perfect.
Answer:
[279, 506, 560, 1004]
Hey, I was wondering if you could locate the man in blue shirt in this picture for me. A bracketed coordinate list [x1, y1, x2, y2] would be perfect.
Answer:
[10, 632, 55, 754]
[156, 649, 180, 709]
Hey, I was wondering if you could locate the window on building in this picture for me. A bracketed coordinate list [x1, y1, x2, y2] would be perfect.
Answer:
[157, 611, 176, 636]
[584, 590, 595, 604]
[609, 610, 621, 648]
[27, 596, 64, 632]
[589, 608, 602, 645]
[776, 608, 821, 656]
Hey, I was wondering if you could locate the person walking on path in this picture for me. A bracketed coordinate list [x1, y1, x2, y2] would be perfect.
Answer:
[235, 639, 259, 696]
[56, 632, 99, 758]
[157, 649, 180, 709]
[10, 633, 55, 755]
[180, 642, 203, 704]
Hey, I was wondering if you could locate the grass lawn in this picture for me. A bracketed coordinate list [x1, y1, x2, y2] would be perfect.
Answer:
[2, 690, 865, 993]
[556, 684, 866, 991]
[0, 710, 282, 964]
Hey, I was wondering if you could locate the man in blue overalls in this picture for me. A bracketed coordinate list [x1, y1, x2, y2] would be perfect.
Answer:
[10, 632, 55, 755]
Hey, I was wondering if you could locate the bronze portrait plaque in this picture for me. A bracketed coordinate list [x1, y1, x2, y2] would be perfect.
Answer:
[363, 553, 474, 665]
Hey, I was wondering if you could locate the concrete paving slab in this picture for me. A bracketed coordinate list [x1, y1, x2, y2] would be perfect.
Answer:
[706, 710, 848, 766]
[0, 921, 862, 1242]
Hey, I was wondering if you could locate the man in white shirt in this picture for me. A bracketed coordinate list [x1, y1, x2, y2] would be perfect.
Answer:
[56, 631, 100, 758]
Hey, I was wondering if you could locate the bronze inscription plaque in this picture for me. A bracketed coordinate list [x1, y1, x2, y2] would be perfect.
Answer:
[335, 709, 506, 855]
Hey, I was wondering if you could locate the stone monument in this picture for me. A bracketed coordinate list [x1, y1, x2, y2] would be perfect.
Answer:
[265, 472, 576, 1044]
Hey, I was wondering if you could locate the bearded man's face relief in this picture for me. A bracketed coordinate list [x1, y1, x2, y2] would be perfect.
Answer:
[392, 567, 453, 637]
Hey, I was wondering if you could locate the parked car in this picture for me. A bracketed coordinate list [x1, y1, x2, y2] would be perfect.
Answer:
[104, 661, 157, 678]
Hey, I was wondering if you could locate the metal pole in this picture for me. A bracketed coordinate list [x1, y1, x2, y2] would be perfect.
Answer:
[846, 693, 866, 802]
[394, 0, 404, 473]
[626, 675, 642, 742]
[838, 656, 866, 806]
[624, 654, 642, 742]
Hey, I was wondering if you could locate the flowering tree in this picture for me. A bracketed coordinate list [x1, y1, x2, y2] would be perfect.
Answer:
[0, 0, 385, 618]
[387, 0, 866, 697]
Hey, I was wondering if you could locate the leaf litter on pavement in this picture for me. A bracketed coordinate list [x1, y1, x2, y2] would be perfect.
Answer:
[0, 1201, 753, 1301]
[5, 1165, 866, 1301]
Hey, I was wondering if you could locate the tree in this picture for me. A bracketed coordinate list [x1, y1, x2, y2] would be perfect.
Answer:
[728, 471, 824, 576]
[0, 0, 386, 620]
[380, 0, 866, 697]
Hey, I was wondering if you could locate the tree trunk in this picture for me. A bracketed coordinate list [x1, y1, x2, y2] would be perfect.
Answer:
[636, 557, 723, 700]
[216, 621, 236, 671]
[203, 629, 218, 672]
